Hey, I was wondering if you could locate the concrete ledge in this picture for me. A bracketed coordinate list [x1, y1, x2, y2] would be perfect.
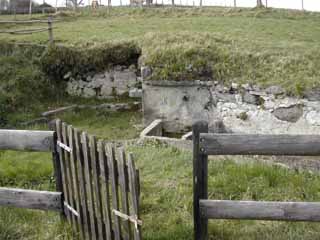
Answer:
[140, 119, 163, 138]
[144, 80, 212, 87]
[181, 131, 192, 140]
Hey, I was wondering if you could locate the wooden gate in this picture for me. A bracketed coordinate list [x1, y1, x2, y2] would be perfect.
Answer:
[0, 119, 142, 240]
[193, 121, 320, 240]
[51, 119, 142, 240]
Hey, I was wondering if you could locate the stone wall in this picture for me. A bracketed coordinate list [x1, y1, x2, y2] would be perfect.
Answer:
[143, 80, 320, 134]
[66, 66, 140, 98]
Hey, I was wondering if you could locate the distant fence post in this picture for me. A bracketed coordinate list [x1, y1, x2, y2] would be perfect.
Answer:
[193, 121, 208, 240]
[48, 16, 54, 45]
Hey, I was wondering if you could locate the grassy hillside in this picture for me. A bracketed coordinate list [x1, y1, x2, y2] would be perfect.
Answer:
[1, 7, 320, 94]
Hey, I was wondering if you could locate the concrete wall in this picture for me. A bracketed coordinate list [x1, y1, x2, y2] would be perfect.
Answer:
[143, 80, 320, 134]
[143, 81, 215, 133]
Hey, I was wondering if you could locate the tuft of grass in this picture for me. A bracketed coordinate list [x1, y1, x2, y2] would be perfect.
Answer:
[0, 208, 74, 240]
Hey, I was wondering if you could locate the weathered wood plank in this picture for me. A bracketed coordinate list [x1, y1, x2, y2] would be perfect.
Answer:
[62, 122, 78, 234]
[200, 200, 320, 221]
[106, 144, 121, 240]
[117, 148, 131, 240]
[68, 126, 84, 239]
[41, 105, 77, 117]
[193, 122, 208, 240]
[128, 153, 142, 240]
[98, 140, 112, 240]
[48, 121, 63, 199]
[200, 134, 320, 156]
[55, 120, 71, 220]
[82, 132, 98, 240]
[74, 129, 91, 240]
[0, 187, 62, 211]
[89, 136, 104, 240]
[0, 129, 53, 152]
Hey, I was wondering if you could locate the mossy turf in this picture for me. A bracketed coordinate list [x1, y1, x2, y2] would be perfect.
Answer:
[1, 7, 320, 94]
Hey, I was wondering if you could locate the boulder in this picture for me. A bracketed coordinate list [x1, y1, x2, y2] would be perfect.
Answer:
[100, 84, 114, 97]
[141, 66, 152, 80]
[214, 92, 236, 103]
[265, 85, 285, 95]
[306, 111, 320, 126]
[114, 70, 137, 95]
[272, 104, 303, 123]
[243, 92, 260, 105]
[82, 87, 96, 98]
[304, 90, 320, 101]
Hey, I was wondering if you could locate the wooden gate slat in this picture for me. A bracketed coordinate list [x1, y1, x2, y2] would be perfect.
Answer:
[48, 121, 63, 203]
[82, 132, 98, 240]
[118, 148, 132, 240]
[106, 144, 121, 240]
[98, 140, 113, 240]
[128, 153, 142, 240]
[55, 120, 71, 221]
[62, 122, 78, 234]
[74, 128, 91, 240]
[89, 135, 104, 240]
[68, 126, 84, 239]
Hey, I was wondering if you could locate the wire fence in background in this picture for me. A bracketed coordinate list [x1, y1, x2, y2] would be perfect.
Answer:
[0, 0, 316, 16]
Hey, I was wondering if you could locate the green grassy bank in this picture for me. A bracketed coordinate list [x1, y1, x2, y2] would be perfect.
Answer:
[1, 7, 320, 94]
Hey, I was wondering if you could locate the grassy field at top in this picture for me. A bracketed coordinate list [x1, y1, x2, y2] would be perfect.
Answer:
[1, 7, 320, 51]
[1, 7, 320, 93]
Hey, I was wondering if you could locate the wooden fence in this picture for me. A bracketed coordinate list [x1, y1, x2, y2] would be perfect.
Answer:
[0, 17, 55, 44]
[192, 121, 320, 240]
[0, 119, 142, 240]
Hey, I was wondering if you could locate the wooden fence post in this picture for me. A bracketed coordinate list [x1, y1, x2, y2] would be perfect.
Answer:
[47, 16, 54, 45]
[193, 121, 208, 240]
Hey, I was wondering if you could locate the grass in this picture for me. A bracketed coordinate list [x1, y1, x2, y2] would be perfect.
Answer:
[0, 150, 74, 240]
[1, 7, 320, 93]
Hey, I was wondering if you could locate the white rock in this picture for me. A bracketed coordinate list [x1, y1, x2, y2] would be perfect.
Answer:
[306, 111, 320, 126]
[235, 94, 243, 103]
[129, 88, 142, 98]
[231, 82, 239, 89]
[100, 85, 113, 96]
[82, 88, 96, 98]
[241, 83, 252, 90]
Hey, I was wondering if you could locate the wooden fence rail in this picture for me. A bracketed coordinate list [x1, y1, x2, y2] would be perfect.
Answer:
[193, 121, 320, 240]
[0, 17, 55, 44]
[0, 119, 142, 240]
